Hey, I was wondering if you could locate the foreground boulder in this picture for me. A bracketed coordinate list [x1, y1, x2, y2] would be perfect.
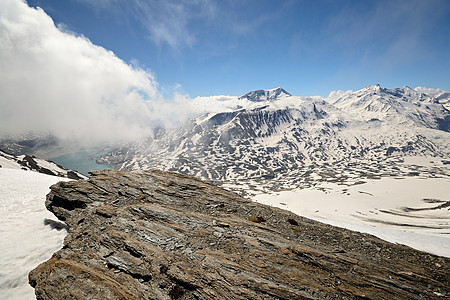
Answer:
[29, 170, 448, 299]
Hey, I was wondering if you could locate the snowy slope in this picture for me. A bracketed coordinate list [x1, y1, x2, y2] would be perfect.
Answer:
[333, 85, 449, 130]
[0, 150, 87, 179]
[254, 176, 450, 257]
[415, 86, 450, 110]
[0, 168, 70, 299]
[99, 85, 450, 194]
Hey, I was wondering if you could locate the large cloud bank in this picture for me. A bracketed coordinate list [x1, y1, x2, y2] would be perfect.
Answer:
[0, 0, 189, 145]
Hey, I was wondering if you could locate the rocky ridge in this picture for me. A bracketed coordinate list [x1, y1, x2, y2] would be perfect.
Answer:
[0, 149, 86, 179]
[98, 85, 450, 195]
[238, 87, 292, 101]
[29, 170, 449, 299]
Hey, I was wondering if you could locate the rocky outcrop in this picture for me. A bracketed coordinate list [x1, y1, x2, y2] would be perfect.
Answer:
[0, 149, 86, 179]
[29, 170, 449, 299]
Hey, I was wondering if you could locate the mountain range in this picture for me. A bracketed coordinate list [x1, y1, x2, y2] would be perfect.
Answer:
[1, 85, 449, 298]
[96, 85, 450, 194]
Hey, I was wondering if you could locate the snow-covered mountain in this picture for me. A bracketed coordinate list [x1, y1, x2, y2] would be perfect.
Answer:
[333, 85, 449, 130]
[0, 149, 86, 179]
[238, 87, 291, 101]
[98, 85, 450, 194]
[415, 86, 450, 110]
[1, 85, 448, 299]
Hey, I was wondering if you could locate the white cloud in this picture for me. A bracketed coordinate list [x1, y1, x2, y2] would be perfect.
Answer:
[0, 0, 193, 146]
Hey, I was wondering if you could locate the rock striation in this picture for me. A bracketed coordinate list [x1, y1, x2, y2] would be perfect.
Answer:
[29, 170, 449, 299]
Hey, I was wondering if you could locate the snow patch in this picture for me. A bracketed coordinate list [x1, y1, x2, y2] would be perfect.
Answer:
[253, 177, 450, 257]
[0, 168, 70, 299]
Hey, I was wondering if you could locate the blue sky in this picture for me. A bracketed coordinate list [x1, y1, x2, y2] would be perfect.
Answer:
[23, 0, 450, 97]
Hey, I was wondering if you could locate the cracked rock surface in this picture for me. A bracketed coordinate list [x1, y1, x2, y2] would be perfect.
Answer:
[29, 170, 449, 299]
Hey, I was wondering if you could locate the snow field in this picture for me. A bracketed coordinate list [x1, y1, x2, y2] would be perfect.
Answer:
[253, 176, 450, 258]
[0, 168, 70, 300]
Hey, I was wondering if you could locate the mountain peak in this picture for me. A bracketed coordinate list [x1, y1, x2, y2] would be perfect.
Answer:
[238, 87, 291, 101]
[363, 84, 382, 93]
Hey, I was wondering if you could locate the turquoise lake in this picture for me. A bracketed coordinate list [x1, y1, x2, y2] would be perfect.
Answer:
[50, 151, 110, 176]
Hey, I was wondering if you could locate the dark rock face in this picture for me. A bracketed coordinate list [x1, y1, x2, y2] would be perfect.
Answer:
[29, 170, 449, 299]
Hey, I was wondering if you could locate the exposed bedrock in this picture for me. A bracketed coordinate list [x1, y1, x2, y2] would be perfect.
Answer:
[29, 170, 449, 299]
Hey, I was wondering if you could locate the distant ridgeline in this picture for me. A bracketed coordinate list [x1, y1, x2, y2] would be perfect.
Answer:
[1, 85, 449, 193]
[96, 85, 450, 194]
[238, 87, 291, 101]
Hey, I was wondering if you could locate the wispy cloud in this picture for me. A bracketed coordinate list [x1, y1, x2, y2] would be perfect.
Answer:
[0, 0, 196, 146]
[76, 0, 288, 54]
[77, 0, 217, 49]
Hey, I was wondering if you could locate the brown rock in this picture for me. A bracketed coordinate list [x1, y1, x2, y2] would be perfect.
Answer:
[29, 170, 449, 299]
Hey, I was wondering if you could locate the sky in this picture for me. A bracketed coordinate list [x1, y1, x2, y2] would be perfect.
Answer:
[23, 0, 450, 97]
[1, 0, 449, 146]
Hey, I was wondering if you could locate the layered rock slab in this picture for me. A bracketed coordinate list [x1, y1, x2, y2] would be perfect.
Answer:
[29, 170, 449, 299]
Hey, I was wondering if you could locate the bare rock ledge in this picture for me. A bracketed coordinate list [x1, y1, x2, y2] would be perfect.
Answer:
[29, 170, 449, 299]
